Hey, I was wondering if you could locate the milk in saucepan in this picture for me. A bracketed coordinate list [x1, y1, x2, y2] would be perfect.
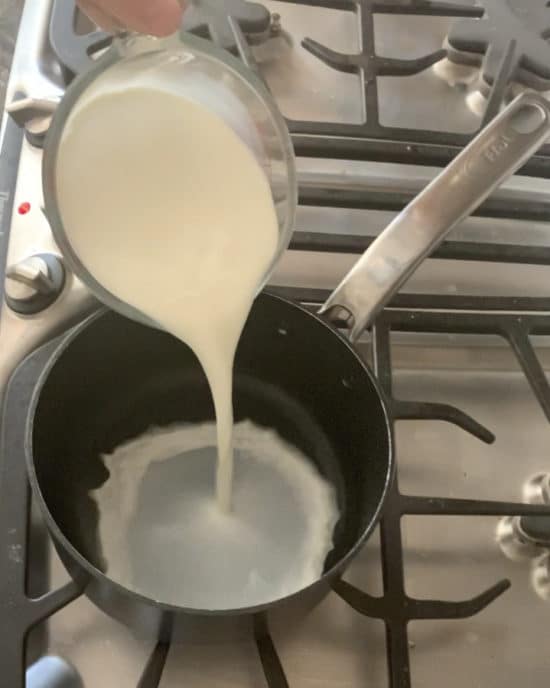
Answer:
[93, 421, 339, 609]
[55, 67, 338, 607]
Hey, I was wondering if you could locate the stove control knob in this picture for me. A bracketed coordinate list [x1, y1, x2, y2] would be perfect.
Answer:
[7, 97, 60, 147]
[496, 515, 545, 562]
[532, 554, 550, 602]
[5, 254, 65, 315]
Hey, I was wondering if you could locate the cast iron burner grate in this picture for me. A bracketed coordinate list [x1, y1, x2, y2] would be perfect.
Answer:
[279, 0, 550, 175]
[3, 291, 550, 687]
[446, 0, 550, 92]
[277, 0, 550, 175]
[50, 0, 550, 250]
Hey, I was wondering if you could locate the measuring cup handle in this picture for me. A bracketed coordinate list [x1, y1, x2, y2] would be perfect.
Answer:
[321, 92, 550, 341]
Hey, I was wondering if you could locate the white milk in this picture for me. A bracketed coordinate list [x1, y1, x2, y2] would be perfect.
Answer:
[55, 64, 340, 607]
[55, 67, 279, 512]
[93, 421, 339, 609]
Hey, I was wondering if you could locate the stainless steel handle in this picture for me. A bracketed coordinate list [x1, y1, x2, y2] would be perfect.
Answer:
[321, 91, 550, 341]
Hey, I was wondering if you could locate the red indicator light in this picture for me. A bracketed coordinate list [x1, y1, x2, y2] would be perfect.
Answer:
[18, 202, 31, 215]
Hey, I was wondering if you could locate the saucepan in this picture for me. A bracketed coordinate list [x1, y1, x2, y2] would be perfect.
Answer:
[25, 91, 550, 639]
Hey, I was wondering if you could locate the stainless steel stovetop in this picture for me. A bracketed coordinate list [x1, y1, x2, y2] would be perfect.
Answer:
[1, 1, 550, 686]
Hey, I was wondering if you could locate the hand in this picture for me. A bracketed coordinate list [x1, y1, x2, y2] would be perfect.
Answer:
[77, 0, 184, 37]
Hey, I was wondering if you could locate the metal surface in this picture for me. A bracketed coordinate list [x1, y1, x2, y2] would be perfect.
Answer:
[5, 253, 65, 313]
[0, 115, 22, 332]
[322, 92, 550, 339]
[1, 1, 550, 687]
[272, 0, 550, 178]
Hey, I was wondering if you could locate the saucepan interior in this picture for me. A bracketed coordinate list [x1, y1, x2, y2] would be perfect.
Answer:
[27, 292, 393, 615]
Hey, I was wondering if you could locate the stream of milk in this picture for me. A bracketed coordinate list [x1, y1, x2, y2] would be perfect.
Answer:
[56, 63, 279, 513]
[55, 59, 339, 606]
[92, 421, 338, 609]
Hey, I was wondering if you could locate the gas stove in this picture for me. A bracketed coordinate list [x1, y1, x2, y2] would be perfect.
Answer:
[2, 1, 550, 686]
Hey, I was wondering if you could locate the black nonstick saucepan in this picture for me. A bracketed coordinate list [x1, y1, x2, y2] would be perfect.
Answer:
[24, 91, 550, 638]
[27, 295, 392, 637]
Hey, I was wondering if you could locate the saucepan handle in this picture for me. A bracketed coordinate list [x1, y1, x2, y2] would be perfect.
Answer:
[321, 91, 550, 341]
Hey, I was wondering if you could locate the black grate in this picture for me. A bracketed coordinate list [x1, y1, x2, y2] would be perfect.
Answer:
[50, 0, 550, 254]
[446, 0, 550, 91]
[270, 290, 550, 687]
[1, 1, 550, 685]
[278, 0, 550, 175]
[51, 0, 550, 180]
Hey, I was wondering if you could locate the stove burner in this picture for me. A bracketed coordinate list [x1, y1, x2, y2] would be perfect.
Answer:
[446, 0, 550, 92]
[26, 656, 82, 688]
[496, 516, 544, 562]
[523, 472, 550, 504]
[497, 472, 550, 601]
[465, 83, 492, 118]
[432, 46, 478, 88]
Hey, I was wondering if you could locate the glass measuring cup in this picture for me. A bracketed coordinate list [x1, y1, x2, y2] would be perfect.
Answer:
[42, 31, 297, 329]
